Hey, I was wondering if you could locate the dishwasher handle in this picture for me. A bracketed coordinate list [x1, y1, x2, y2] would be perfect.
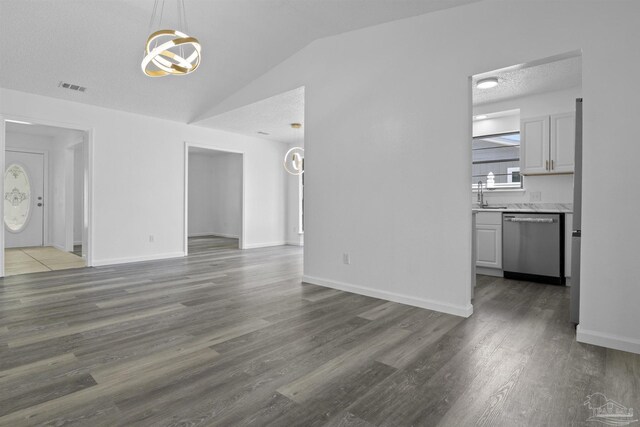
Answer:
[503, 217, 556, 223]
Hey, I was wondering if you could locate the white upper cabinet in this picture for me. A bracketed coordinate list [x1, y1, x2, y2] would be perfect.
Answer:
[550, 112, 576, 173]
[521, 112, 575, 175]
[521, 116, 550, 174]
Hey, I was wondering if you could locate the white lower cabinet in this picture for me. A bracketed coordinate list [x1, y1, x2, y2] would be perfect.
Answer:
[475, 212, 502, 269]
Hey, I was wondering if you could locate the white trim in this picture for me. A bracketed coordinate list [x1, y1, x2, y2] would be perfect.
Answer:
[188, 232, 239, 238]
[184, 142, 245, 252]
[577, 326, 640, 355]
[0, 119, 4, 276]
[476, 267, 503, 277]
[244, 241, 286, 249]
[91, 251, 185, 267]
[302, 274, 474, 318]
[51, 243, 66, 251]
[286, 241, 304, 246]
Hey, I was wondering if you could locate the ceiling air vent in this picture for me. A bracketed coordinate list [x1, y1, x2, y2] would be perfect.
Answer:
[58, 81, 87, 93]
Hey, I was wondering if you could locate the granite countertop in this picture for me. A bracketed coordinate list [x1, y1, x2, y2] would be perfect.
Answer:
[472, 203, 573, 213]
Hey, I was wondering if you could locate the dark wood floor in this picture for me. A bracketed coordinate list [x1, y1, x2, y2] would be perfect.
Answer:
[0, 236, 638, 426]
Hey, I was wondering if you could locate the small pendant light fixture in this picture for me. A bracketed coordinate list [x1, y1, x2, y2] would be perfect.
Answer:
[141, 0, 201, 77]
[284, 147, 304, 175]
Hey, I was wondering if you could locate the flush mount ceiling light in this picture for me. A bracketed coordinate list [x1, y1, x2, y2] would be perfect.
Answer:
[141, 0, 201, 77]
[476, 77, 499, 89]
[5, 119, 32, 125]
[284, 147, 304, 176]
[474, 115, 488, 120]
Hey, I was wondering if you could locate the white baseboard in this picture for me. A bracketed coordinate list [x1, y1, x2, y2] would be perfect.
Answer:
[92, 251, 185, 267]
[302, 274, 473, 318]
[73, 240, 82, 245]
[476, 267, 503, 277]
[51, 243, 67, 251]
[577, 326, 640, 355]
[188, 232, 239, 238]
[243, 241, 286, 249]
[286, 241, 304, 246]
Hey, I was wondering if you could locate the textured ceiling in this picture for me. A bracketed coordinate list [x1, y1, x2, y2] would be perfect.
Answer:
[472, 54, 582, 105]
[189, 147, 239, 157]
[0, 0, 482, 123]
[196, 87, 304, 144]
[6, 122, 84, 140]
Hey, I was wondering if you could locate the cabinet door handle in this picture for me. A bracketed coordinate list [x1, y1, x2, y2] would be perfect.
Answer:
[551, 160, 554, 170]
[546, 160, 549, 170]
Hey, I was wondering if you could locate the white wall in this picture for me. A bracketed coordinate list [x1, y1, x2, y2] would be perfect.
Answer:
[473, 86, 582, 205]
[73, 143, 83, 245]
[200, 0, 640, 352]
[188, 153, 215, 237]
[188, 151, 242, 239]
[0, 87, 288, 264]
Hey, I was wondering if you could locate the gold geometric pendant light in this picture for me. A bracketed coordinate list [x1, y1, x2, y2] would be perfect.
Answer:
[141, 0, 201, 77]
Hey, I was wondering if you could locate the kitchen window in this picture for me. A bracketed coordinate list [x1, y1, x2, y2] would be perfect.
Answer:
[472, 132, 522, 189]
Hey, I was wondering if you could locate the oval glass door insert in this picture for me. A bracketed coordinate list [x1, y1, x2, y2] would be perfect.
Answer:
[4, 164, 31, 232]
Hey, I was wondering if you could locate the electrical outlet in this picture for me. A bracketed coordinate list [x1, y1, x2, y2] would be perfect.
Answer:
[149, 235, 154, 243]
[530, 191, 542, 202]
[343, 253, 351, 265]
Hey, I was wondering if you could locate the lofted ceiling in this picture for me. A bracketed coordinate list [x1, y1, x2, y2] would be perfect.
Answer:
[472, 53, 582, 105]
[196, 86, 305, 144]
[0, 0, 482, 124]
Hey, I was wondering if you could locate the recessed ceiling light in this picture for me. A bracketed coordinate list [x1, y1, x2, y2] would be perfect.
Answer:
[5, 119, 32, 125]
[290, 123, 302, 129]
[476, 77, 499, 89]
[474, 115, 488, 120]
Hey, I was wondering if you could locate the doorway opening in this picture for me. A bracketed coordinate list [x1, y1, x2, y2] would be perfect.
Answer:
[1, 119, 92, 276]
[469, 50, 582, 304]
[184, 144, 244, 254]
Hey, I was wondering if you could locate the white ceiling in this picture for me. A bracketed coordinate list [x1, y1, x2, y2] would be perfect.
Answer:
[188, 146, 239, 157]
[6, 122, 84, 141]
[196, 86, 305, 144]
[0, 0, 482, 123]
[472, 54, 582, 105]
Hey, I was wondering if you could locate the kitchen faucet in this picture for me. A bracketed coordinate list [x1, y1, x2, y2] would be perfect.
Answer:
[477, 180, 488, 208]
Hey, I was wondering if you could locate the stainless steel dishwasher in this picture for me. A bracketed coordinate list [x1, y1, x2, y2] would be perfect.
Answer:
[502, 213, 565, 285]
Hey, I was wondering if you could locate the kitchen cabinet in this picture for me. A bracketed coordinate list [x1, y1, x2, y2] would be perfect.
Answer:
[475, 212, 502, 269]
[521, 112, 575, 175]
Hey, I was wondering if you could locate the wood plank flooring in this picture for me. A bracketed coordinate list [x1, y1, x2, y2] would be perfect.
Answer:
[0, 236, 638, 426]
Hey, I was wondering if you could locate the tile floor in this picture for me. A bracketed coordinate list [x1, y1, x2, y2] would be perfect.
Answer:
[4, 246, 86, 276]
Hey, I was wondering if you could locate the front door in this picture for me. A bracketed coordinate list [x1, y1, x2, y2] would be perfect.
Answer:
[4, 151, 45, 248]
